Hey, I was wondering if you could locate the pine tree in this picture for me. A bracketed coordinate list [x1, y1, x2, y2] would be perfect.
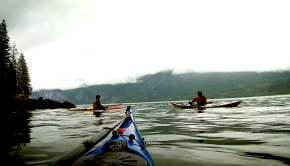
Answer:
[18, 53, 32, 98]
[0, 19, 12, 98]
[0, 20, 4, 78]
[1, 19, 32, 102]
[10, 42, 19, 67]
[9, 42, 21, 95]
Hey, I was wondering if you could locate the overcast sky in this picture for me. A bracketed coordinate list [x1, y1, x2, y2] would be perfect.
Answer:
[1, 0, 290, 90]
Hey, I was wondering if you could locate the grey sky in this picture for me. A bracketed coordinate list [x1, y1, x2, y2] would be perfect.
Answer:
[1, 0, 290, 90]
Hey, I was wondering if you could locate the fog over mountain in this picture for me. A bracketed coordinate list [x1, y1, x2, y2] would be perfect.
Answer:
[1, 0, 290, 90]
[31, 71, 290, 104]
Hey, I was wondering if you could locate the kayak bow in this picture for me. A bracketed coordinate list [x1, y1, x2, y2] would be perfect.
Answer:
[50, 106, 155, 166]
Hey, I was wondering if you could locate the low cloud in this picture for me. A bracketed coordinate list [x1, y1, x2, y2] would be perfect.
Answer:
[1, 0, 290, 90]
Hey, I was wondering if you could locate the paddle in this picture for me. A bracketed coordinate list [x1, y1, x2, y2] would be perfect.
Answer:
[106, 103, 122, 107]
[188, 100, 193, 106]
[188, 100, 213, 106]
[86, 103, 122, 110]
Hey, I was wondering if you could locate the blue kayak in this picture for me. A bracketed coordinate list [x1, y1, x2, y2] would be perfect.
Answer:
[50, 106, 155, 166]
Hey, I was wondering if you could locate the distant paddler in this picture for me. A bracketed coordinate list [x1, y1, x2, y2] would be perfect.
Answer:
[189, 91, 207, 106]
[93, 95, 107, 110]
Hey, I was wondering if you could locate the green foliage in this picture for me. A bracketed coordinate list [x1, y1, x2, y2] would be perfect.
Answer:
[18, 53, 32, 97]
[0, 19, 32, 104]
[0, 19, 12, 98]
[8, 42, 21, 95]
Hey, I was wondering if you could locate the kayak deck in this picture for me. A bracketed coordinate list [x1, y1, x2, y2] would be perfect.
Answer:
[171, 101, 242, 109]
[50, 106, 155, 166]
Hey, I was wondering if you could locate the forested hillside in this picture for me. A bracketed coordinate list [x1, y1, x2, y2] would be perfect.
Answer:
[32, 71, 290, 104]
[1, 19, 32, 111]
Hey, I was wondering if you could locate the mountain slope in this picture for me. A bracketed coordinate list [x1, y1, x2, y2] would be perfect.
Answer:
[31, 71, 290, 104]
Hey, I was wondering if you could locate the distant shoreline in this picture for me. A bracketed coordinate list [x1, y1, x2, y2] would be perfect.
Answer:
[31, 71, 290, 105]
[72, 94, 290, 105]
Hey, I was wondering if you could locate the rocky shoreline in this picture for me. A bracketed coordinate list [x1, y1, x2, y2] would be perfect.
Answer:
[15, 97, 76, 110]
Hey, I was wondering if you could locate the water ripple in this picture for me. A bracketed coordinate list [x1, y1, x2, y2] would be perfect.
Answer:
[6, 95, 290, 166]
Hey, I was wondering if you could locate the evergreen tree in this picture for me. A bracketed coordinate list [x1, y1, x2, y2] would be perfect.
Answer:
[18, 53, 32, 97]
[9, 42, 21, 95]
[0, 20, 4, 78]
[0, 19, 33, 112]
[10, 42, 19, 67]
[0, 19, 12, 98]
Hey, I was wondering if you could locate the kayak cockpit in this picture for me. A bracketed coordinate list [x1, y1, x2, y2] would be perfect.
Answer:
[72, 152, 148, 166]
[72, 138, 150, 166]
[49, 106, 155, 166]
[70, 106, 155, 166]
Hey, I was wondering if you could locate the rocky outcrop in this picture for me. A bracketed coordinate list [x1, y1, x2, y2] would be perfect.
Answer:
[16, 97, 76, 110]
[62, 101, 76, 108]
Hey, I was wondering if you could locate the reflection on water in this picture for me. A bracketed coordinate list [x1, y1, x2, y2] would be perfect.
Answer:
[5, 95, 290, 166]
[5, 111, 31, 165]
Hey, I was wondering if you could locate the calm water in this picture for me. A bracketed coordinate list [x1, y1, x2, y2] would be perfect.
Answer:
[6, 95, 290, 166]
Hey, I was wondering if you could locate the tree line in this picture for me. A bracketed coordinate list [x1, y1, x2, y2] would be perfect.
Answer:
[31, 70, 290, 104]
[0, 19, 32, 103]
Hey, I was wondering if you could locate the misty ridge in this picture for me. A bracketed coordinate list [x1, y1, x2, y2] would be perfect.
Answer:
[31, 71, 290, 104]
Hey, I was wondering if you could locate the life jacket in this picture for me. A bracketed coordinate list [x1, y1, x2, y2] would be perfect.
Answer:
[196, 96, 206, 106]
[93, 100, 105, 109]
[192, 96, 206, 105]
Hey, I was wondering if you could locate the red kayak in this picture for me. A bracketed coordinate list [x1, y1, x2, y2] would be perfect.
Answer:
[171, 101, 242, 109]
[69, 104, 125, 111]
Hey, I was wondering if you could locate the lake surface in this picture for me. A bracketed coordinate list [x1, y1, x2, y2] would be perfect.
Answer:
[6, 95, 290, 166]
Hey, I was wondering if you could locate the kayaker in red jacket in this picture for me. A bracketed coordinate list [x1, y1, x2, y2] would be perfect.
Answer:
[189, 91, 207, 106]
[93, 95, 107, 109]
